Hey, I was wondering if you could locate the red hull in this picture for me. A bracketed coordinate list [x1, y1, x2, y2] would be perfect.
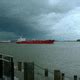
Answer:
[16, 40, 55, 44]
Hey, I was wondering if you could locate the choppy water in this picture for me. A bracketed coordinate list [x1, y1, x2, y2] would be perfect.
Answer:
[0, 42, 80, 79]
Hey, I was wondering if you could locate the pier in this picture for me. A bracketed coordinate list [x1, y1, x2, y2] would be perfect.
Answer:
[0, 54, 79, 80]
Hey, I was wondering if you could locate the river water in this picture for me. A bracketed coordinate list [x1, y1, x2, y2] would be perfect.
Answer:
[0, 42, 80, 79]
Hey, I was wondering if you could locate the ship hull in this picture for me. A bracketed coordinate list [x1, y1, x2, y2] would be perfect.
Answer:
[16, 40, 55, 44]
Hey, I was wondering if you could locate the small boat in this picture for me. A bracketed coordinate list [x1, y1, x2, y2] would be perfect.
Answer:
[16, 37, 55, 44]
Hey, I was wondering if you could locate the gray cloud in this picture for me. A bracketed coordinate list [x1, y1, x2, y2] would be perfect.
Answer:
[49, 0, 80, 13]
[0, 0, 80, 40]
[0, 32, 17, 40]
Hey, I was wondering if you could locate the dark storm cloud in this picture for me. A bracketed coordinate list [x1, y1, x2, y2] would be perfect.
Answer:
[0, 0, 48, 39]
[0, 0, 80, 40]
[0, 16, 46, 39]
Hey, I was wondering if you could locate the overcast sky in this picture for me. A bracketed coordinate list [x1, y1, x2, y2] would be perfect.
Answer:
[0, 0, 80, 40]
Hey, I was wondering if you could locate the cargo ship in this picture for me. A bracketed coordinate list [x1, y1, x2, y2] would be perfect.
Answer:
[16, 37, 55, 44]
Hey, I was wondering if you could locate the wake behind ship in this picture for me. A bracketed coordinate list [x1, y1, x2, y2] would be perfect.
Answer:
[16, 37, 55, 44]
